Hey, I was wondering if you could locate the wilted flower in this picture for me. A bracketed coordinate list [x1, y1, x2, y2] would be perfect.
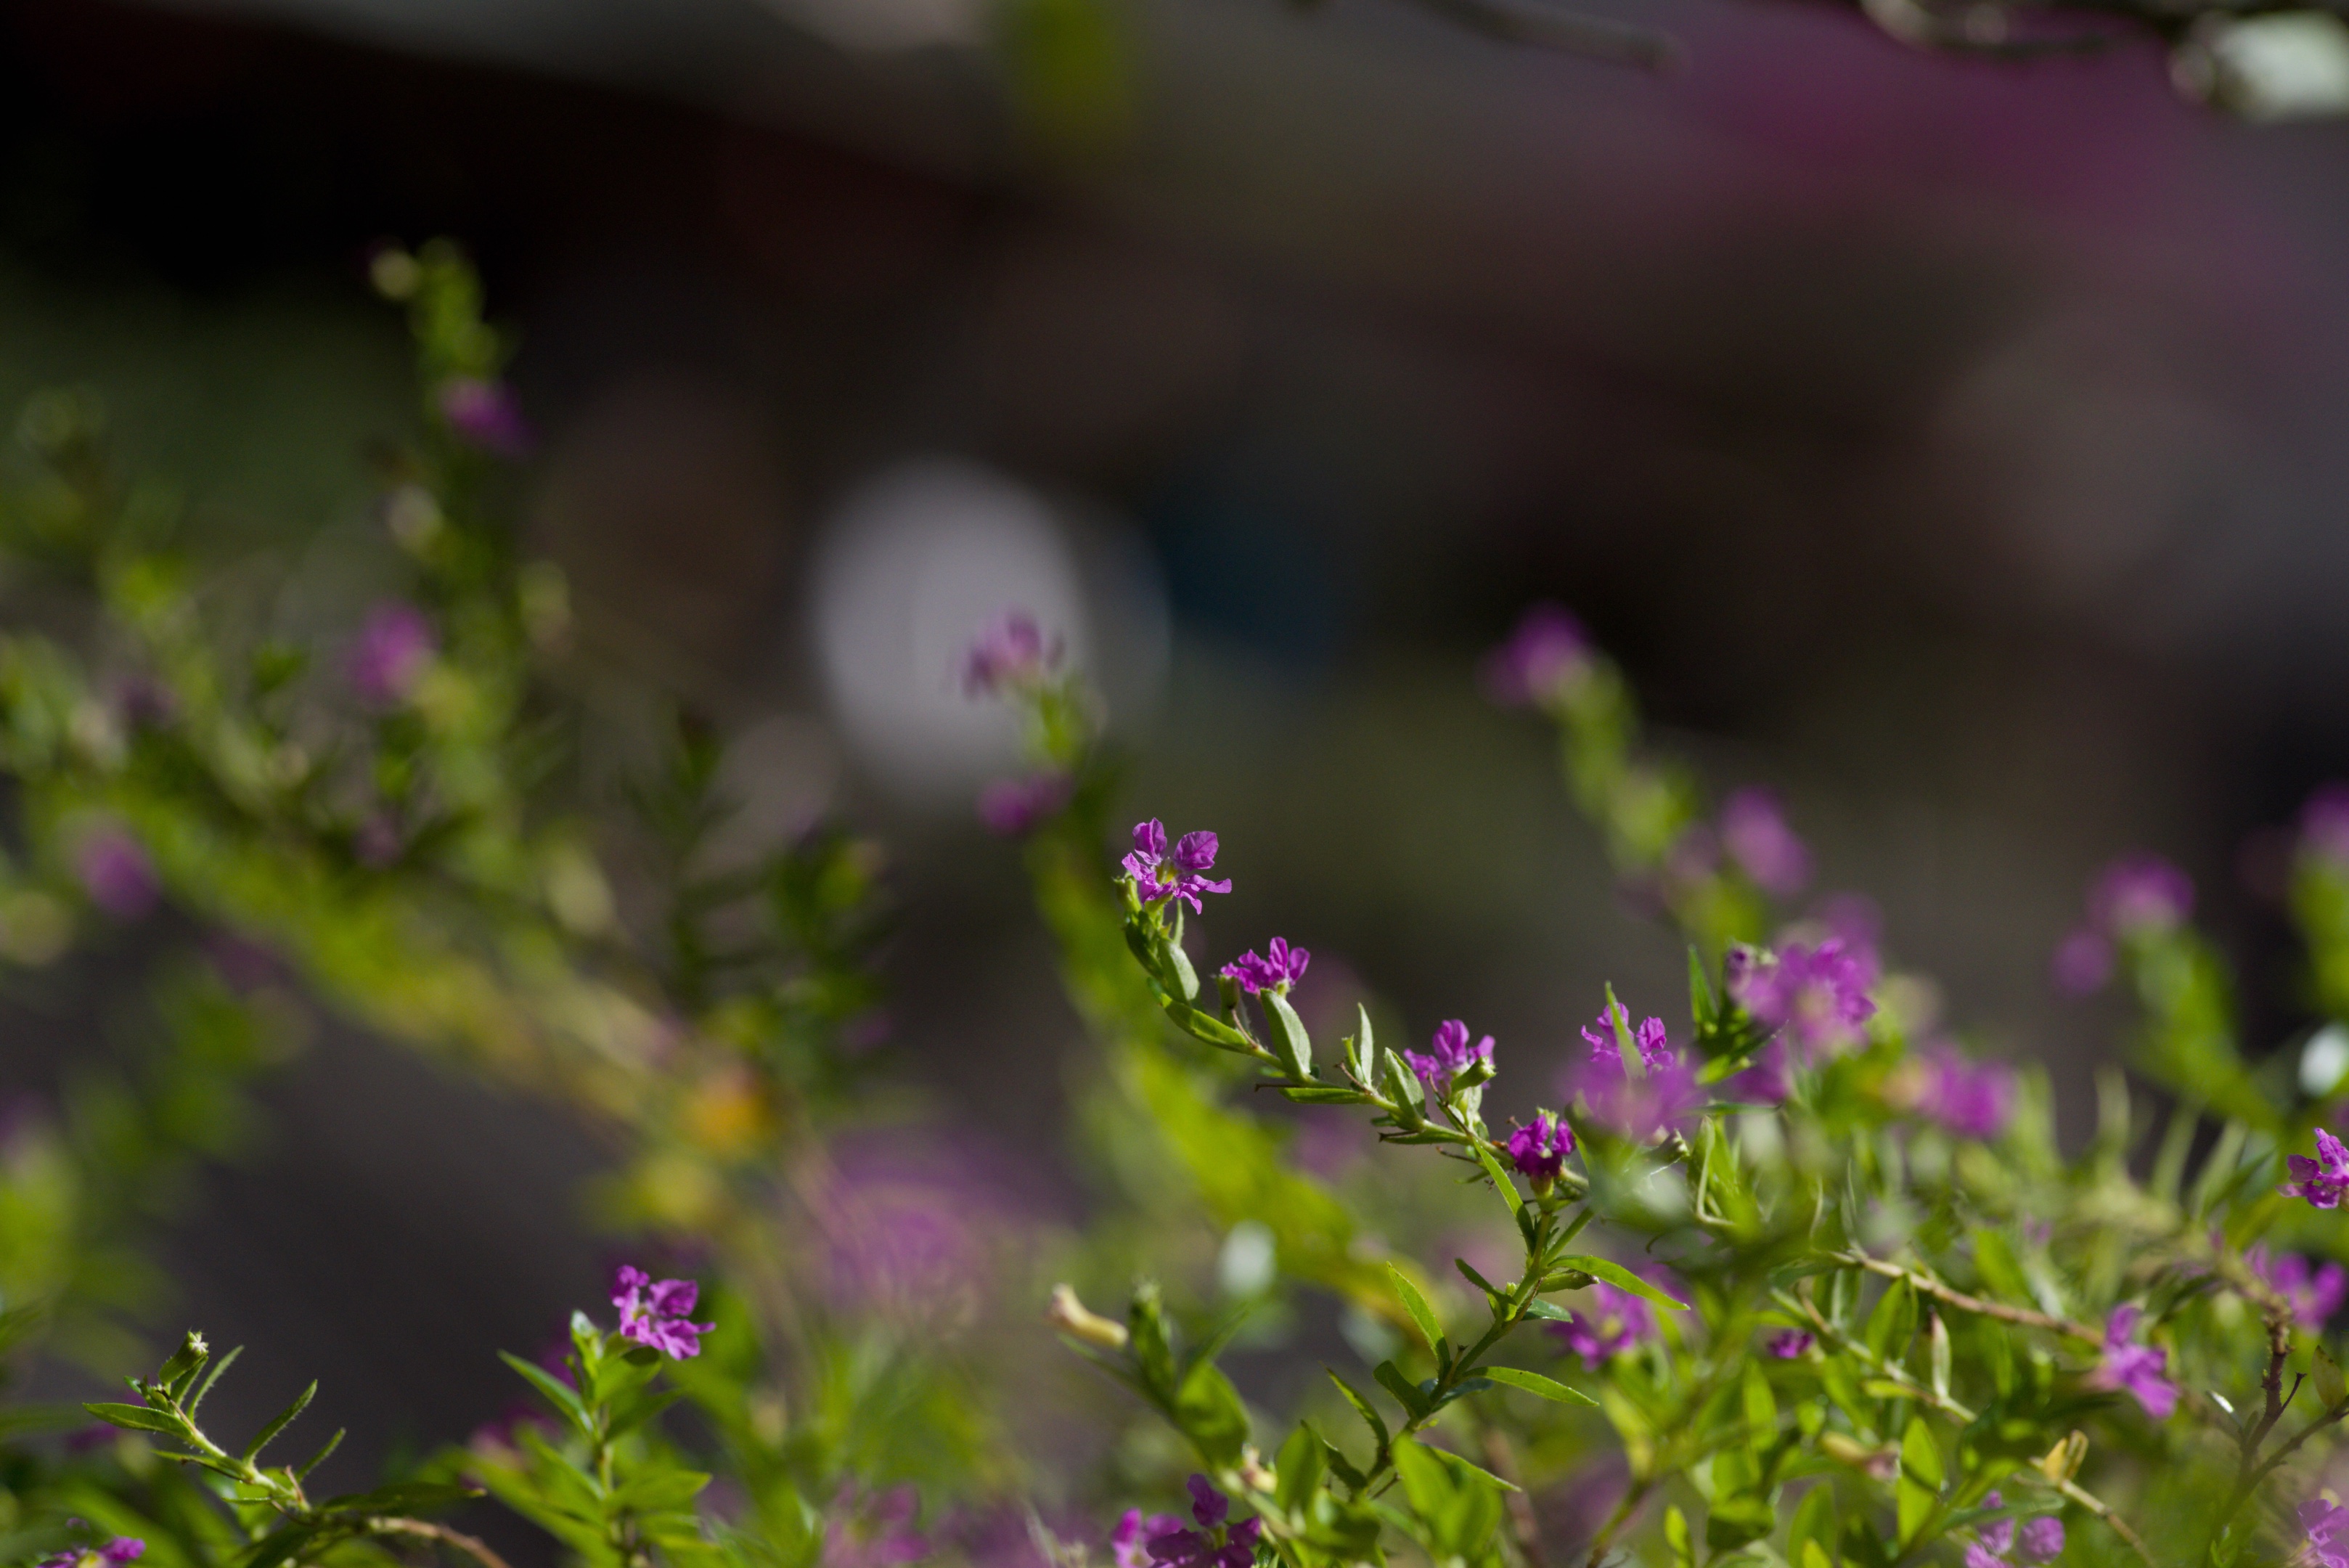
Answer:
[1765, 1330, 1813, 1358]
[2249, 1244, 2348, 1329]
[75, 825, 157, 919]
[977, 772, 1072, 836]
[2284, 1129, 2349, 1209]
[2086, 1304, 2178, 1420]
[1480, 603, 1591, 707]
[1911, 1045, 2015, 1140]
[962, 612, 1059, 697]
[1720, 788, 1811, 897]
[1728, 937, 1877, 1060]
[1506, 1111, 1572, 1188]
[1549, 1281, 1657, 1366]
[1121, 820, 1232, 915]
[1220, 936, 1310, 996]
[612, 1265, 714, 1359]
[348, 601, 436, 707]
[2088, 853, 2194, 936]
[2304, 1497, 2349, 1568]
[438, 376, 535, 457]
[1405, 1018, 1495, 1095]
[1140, 1477, 1259, 1568]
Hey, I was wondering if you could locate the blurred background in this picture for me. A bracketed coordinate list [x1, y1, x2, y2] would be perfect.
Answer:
[8, 0, 2349, 1539]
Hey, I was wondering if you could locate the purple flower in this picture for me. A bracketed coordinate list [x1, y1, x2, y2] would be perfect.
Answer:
[962, 612, 1060, 697]
[1142, 1478, 1259, 1568]
[1506, 1111, 1573, 1188]
[1112, 1511, 1183, 1568]
[612, 1265, 715, 1359]
[1765, 1330, 1813, 1358]
[1480, 603, 1592, 708]
[39, 1542, 144, 1568]
[1120, 820, 1233, 915]
[348, 601, 436, 707]
[1728, 938, 1877, 1061]
[1548, 1281, 1657, 1366]
[2051, 927, 2114, 996]
[2303, 786, 2349, 869]
[2087, 853, 2193, 936]
[438, 377, 535, 457]
[1720, 788, 1812, 897]
[2016, 1518, 2064, 1564]
[2249, 1244, 2348, 1330]
[1220, 936, 1310, 996]
[75, 826, 158, 920]
[1404, 1018, 1495, 1095]
[977, 772, 1072, 836]
[2284, 1129, 2349, 1209]
[2086, 1304, 2178, 1420]
[1565, 1005, 1700, 1139]
[1912, 1045, 2015, 1141]
[2305, 1498, 2349, 1568]
[1727, 1040, 1792, 1106]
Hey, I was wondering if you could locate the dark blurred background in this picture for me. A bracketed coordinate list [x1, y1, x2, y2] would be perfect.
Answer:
[8, 0, 2349, 1530]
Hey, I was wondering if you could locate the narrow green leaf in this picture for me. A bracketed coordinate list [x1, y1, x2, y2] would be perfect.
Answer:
[241, 1380, 316, 1463]
[1263, 990, 1313, 1081]
[1278, 1086, 1360, 1104]
[189, 1345, 244, 1417]
[1896, 1417, 1942, 1547]
[1480, 1366, 1597, 1407]
[1347, 1003, 1376, 1085]
[1664, 1506, 1694, 1568]
[1275, 1424, 1325, 1514]
[1373, 1360, 1432, 1420]
[1325, 1368, 1390, 1451]
[1741, 1360, 1778, 1434]
[84, 1401, 183, 1437]
[294, 1428, 346, 1480]
[1386, 1264, 1445, 1354]
[1470, 1142, 1524, 1221]
[1453, 1257, 1508, 1310]
[499, 1351, 589, 1429]
[1551, 1257, 1686, 1310]
[1522, 1299, 1573, 1322]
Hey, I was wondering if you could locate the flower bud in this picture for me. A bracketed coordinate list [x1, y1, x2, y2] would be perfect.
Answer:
[1046, 1284, 1129, 1350]
[2035, 1429, 2088, 1485]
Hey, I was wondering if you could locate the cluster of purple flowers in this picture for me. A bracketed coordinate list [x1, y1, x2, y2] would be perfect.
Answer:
[1961, 1493, 2063, 1568]
[1404, 1018, 1495, 1097]
[613, 1265, 714, 1360]
[2085, 1304, 2178, 1420]
[1765, 1330, 1813, 1358]
[1479, 603, 1591, 708]
[348, 601, 438, 708]
[1728, 937, 1878, 1061]
[1220, 936, 1310, 996]
[1506, 1111, 1573, 1188]
[1111, 1478, 1259, 1568]
[2051, 853, 2194, 996]
[2249, 1244, 2348, 1329]
[1718, 787, 1813, 898]
[38, 1540, 143, 1568]
[1122, 820, 1232, 915]
[1550, 1278, 1661, 1367]
[961, 613, 1061, 698]
[1561, 1003, 1699, 1140]
[2284, 1128, 2349, 1210]
[1908, 1044, 2017, 1141]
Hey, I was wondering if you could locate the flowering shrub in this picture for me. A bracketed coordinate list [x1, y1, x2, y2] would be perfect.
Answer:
[4, 247, 2349, 1568]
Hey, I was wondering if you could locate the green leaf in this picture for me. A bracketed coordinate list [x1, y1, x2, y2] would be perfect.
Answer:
[83, 1401, 181, 1437]
[1263, 990, 1313, 1081]
[1480, 1366, 1597, 1406]
[499, 1352, 589, 1430]
[1373, 1360, 1432, 1421]
[1275, 1423, 1325, 1514]
[1664, 1506, 1694, 1568]
[238, 1524, 317, 1568]
[1174, 1364, 1252, 1466]
[1278, 1086, 1360, 1104]
[189, 1345, 244, 1416]
[320, 1482, 481, 1516]
[1470, 1142, 1525, 1221]
[1386, 1264, 1445, 1355]
[1128, 1286, 1177, 1400]
[294, 1428, 346, 1481]
[155, 1331, 211, 1397]
[613, 1469, 712, 1511]
[1706, 1495, 1774, 1551]
[1790, 1484, 1837, 1568]
[1453, 1257, 1507, 1310]
[1896, 1417, 1942, 1547]
[1741, 1360, 1778, 1435]
[1864, 1280, 1915, 1361]
[1381, 1050, 1426, 1127]
[1346, 1003, 1376, 1085]
[608, 1387, 687, 1441]
[1522, 1299, 1573, 1322]
[1325, 1368, 1390, 1452]
[1551, 1257, 1686, 1310]
[241, 1379, 316, 1463]
[1688, 947, 1717, 1029]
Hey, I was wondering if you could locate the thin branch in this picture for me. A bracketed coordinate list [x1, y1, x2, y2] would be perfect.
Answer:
[1831, 1251, 2103, 1346]
[364, 1518, 515, 1568]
